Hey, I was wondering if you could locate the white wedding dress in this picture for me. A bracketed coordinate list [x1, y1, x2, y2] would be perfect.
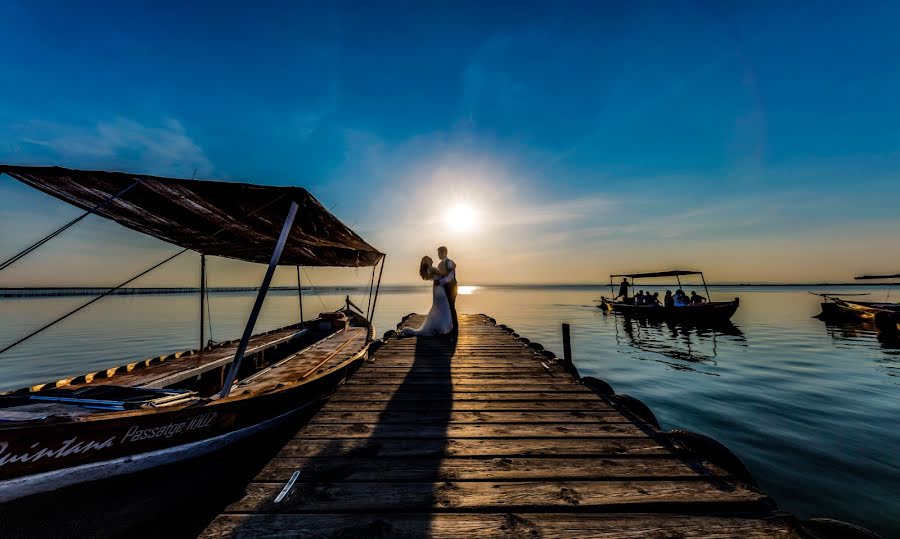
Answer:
[401, 269, 454, 336]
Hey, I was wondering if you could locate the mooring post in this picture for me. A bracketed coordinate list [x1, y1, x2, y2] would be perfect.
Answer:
[562, 323, 573, 372]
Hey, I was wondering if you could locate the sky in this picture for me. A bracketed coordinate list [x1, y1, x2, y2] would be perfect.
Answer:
[1, 0, 899, 287]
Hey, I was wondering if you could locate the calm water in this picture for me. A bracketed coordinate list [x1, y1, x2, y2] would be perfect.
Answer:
[1, 285, 898, 536]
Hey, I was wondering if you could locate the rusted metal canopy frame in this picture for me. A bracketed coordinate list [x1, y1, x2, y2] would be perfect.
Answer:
[220, 201, 299, 398]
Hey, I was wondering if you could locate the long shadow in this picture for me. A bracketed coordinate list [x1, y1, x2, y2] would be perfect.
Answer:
[363, 331, 455, 536]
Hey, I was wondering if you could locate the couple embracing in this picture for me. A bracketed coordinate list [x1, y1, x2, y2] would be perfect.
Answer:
[401, 246, 459, 340]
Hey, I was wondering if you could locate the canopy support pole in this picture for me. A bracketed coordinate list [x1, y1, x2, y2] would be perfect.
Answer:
[367, 255, 386, 342]
[200, 254, 206, 350]
[220, 202, 298, 398]
[296, 265, 304, 323]
[675, 275, 683, 290]
[700, 272, 711, 301]
[365, 263, 377, 319]
[609, 276, 614, 297]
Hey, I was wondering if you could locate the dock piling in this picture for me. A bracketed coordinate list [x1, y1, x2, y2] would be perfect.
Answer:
[562, 322, 574, 373]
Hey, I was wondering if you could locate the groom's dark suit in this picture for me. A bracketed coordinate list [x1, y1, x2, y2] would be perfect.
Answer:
[438, 257, 458, 337]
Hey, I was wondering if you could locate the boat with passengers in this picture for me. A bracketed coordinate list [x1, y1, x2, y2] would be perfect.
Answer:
[599, 270, 739, 323]
[0, 165, 386, 502]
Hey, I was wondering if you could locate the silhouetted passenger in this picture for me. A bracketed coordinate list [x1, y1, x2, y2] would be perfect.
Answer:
[617, 278, 631, 300]
[634, 290, 645, 305]
[647, 292, 661, 306]
[664, 290, 674, 307]
[691, 291, 706, 304]
[674, 289, 690, 307]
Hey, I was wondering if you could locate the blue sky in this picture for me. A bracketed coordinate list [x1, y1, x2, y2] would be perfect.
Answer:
[1, 0, 899, 285]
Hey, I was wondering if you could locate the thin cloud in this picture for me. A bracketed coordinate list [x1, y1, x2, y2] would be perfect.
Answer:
[11, 117, 213, 178]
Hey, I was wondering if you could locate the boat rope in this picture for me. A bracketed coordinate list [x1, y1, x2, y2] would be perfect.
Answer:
[0, 179, 143, 274]
[301, 267, 329, 311]
[0, 247, 190, 356]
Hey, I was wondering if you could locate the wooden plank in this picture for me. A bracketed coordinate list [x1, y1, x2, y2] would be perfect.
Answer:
[279, 438, 672, 458]
[277, 438, 671, 458]
[326, 391, 602, 401]
[339, 381, 591, 392]
[308, 410, 630, 424]
[316, 399, 616, 412]
[254, 457, 730, 482]
[292, 423, 649, 439]
[201, 514, 796, 539]
[223, 480, 770, 513]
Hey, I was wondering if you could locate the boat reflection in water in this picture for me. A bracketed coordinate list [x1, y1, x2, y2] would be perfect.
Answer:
[820, 318, 900, 351]
[607, 310, 745, 375]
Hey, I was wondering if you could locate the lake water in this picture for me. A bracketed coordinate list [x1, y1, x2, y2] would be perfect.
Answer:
[1, 284, 898, 536]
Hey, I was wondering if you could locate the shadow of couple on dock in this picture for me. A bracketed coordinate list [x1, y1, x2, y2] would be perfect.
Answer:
[224, 325, 457, 538]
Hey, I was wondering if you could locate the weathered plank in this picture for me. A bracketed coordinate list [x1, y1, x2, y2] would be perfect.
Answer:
[327, 391, 600, 401]
[292, 423, 649, 439]
[255, 457, 730, 482]
[224, 480, 769, 513]
[341, 381, 588, 391]
[277, 437, 671, 458]
[316, 399, 616, 412]
[308, 410, 629, 424]
[202, 513, 796, 539]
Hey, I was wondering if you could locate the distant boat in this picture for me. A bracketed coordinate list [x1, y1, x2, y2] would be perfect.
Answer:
[814, 274, 900, 335]
[0, 166, 386, 502]
[599, 270, 739, 323]
[852, 273, 900, 334]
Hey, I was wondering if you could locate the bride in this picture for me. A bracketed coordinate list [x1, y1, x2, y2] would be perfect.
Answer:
[400, 256, 454, 336]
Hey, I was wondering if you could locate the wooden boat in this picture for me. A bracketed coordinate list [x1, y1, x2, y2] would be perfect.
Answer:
[599, 270, 739, 323]
[815, 274, 900, 335]
[0, 166, 386, 502]
[813, 292, 875, 319]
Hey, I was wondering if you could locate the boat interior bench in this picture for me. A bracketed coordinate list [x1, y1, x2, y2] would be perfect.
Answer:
[138, 328, 311, 389]
[236, 327, 369, 392]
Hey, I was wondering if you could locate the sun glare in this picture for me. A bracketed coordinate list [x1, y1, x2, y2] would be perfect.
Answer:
[444, 203, 479, 233]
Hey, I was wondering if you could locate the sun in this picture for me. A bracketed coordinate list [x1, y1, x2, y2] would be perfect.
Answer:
[444, 203, 479, 233]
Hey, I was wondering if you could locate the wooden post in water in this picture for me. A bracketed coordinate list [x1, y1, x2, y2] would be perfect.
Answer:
[562, 323, 573, 372]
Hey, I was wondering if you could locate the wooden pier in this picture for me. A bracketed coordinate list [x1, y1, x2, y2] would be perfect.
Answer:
[201, 314, 808, 538]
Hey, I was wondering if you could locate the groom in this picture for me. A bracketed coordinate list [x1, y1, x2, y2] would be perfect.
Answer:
[435, 246, 458, 339]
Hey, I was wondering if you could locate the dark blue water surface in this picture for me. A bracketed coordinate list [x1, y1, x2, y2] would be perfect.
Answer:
[1, 285, 897, 536]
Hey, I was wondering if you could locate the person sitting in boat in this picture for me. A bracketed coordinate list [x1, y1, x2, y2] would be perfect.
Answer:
[634, 290, 646, 305]
[616, 278, 631, 300]
[674, 290, 690, 307]
[664, 290, 674, 307]
[690, 291, 706, 304]
[646, 292, 662, 306]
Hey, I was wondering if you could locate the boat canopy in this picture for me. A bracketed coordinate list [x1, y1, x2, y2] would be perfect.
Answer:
[610, 270, 702, 279]
[855, 273, 900, 280]
[0, 165, 382, 267]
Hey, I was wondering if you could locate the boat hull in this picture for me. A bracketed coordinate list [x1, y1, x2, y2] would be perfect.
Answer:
[0, 335, 370, 502]
[604, 298, 740, 323]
